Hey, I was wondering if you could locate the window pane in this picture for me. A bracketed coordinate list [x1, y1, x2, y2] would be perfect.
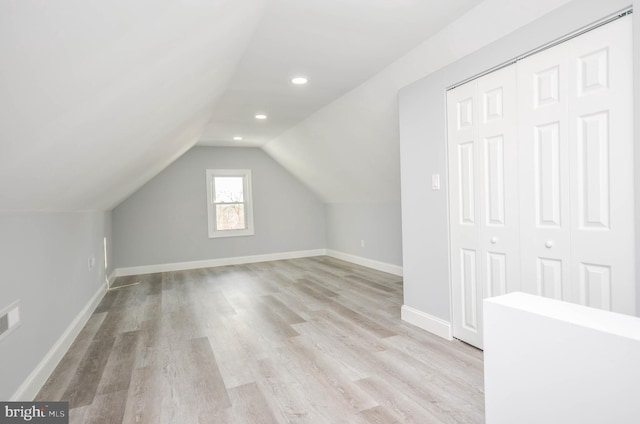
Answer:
[214, 177, 244, 203]
[216, 204, 246, 230]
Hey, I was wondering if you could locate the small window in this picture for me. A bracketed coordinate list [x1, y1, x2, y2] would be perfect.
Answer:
[206, 169, 254, 238]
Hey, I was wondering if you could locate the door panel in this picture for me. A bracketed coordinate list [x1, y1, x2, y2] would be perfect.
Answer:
[568, 16, 635, 314]
[478, 67, 520, 300]
[448, 65, 517, 348]
[579, 263, 612, 311]
[484, 87, 504, 121]
[484, 135, 505, 225]
[577, 112, 609, 229]
[448, 80, 483, 347]
[457, 97, 474, 129]
[461, 248, 479, 330]
[458, 142, 476, 224]
[486, 252, 507, 298]
[534, 66, 560, 108]
[535, 122, 562, 227]
[518, 42, 572, 302]
[577, 48, 608, 96]
[537, 258, 564, 300]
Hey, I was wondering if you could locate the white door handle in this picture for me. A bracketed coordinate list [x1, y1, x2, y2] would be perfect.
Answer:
[490, 237, 498, 244]
[545, 240, 554, 248]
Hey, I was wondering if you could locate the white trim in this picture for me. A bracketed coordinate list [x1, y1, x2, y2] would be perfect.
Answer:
[401, 305, 452, 340]
[107, 270, 118, 287]
[10, 283, 107, 401]
[325, 249, 403, 276]
[113, 249, 404, 279]
[206, 169, 254, 238]
[446, 7, 633, 91]
[444, 88, 455, 345]
[113, 249, 327, 277]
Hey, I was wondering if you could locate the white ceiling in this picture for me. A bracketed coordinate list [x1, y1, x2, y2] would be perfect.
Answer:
[0, 0, 483, 211]
[260, 0, 575, 205]
[199, 0, 482, 147]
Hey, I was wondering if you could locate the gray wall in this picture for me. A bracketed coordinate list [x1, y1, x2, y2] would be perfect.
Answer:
[399, 0, 637, 321]
[325, 201, 402, 266]
[112, 146, 326, 268]
[634, 0, 640, 318]
[105, 210, 114, 279]
[0, 211, 110, 400]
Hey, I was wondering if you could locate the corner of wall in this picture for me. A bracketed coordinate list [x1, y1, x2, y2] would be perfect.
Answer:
[325, 249, 402, 276]
[401, 305, 452, 340]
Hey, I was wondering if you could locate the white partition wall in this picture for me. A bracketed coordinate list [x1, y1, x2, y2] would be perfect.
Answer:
[484, 292, 640, 424]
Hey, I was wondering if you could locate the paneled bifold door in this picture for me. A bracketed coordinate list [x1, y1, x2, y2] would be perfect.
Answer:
[447, 66, 520, 348]
[447, 16, 634, 349]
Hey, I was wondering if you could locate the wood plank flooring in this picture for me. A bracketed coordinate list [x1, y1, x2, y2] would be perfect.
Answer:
[36, 256, 484, 423]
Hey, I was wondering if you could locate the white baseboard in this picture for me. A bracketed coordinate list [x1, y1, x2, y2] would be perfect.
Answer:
[113, 249, 403, 280]
[113, 249, 328, 277]
[325, 249, 403, 276]
[107, 270, 118, 287]
[11, 283, 107, 401]
[401, 305, 452, 340]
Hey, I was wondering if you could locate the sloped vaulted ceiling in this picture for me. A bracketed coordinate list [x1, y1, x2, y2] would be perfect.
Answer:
[0, 0, 265, 211]
[200, 0, 483, 203]
[0, 0, 484, 211]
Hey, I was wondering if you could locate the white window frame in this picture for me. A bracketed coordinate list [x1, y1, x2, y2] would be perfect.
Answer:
[206, 169, 254, 238]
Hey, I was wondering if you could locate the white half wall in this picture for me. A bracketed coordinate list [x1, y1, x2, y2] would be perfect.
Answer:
[484, 292, 640, 424]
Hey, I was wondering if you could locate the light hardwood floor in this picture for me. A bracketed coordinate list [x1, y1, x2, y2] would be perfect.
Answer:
[36, 256, 484, 423]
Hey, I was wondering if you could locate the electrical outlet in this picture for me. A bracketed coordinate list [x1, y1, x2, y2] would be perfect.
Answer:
[432, 174, 441, 190]
[360, 240, 365, 248]
[88, 256, 96, 270]
[8, 306, 19, 327]
[0, 301, 20, 342]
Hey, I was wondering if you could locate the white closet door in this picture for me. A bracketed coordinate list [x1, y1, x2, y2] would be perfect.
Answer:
[448, 65, 517, 348]
[448, 80, 483, 347]
[567, 17, 634, 314]
[477, 67, 520, 301]
[518, 16, 635, 313]
[517, 38, 572, 302]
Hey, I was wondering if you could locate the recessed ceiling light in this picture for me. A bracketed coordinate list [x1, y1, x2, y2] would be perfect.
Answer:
[255, 114, 267, 120]
[233, 136, 243, 141]
[291, 77, 308, 85]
